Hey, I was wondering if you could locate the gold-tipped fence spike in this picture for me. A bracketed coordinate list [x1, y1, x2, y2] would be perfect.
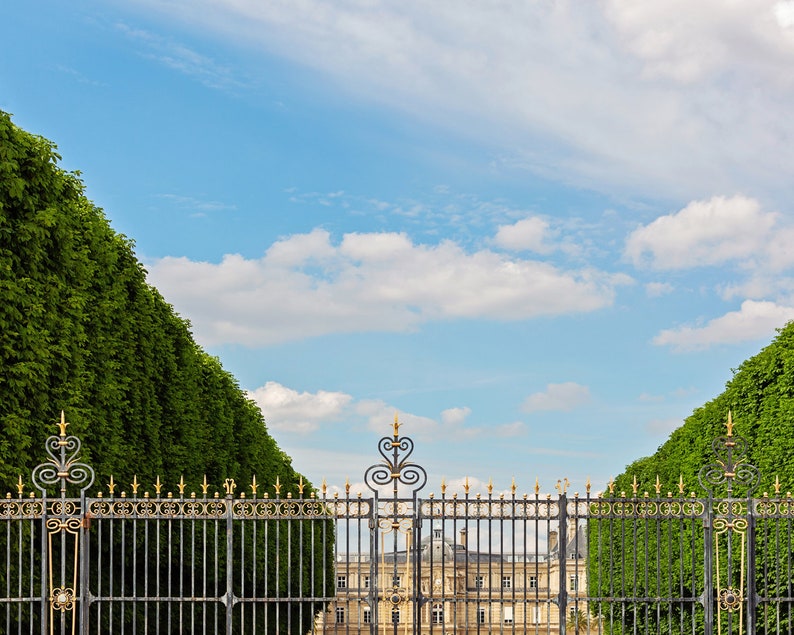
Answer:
[298, 476, 305, 495]
[250, 475, 258, 496]
[608, 478, 615, 495]
[678, 474, 685, 495]
[274, 477, 282, 496]
[440, 478, 447, 495]
[655, 475, 662, 495]
[774, 475, 781, 495]
[223, 478, 236, 495]
[464, 477, 470, 495]
[57, 411, 69, 437]
[178, 475, 186, 495]
[108, 475, 116, 495]
[632, 475, 638, 495]
[726, 410, 734, 437]
[201, 475, 209, 496]
[132, 475, 140, 495]
[345, 478, 350, 495]
[321, 479, 327, 496]
[534, 477, 540, 495]
[393, 412, 401, 438]
[585, 476, 591, 494]
[487, 478, 493, 495]
[511, 477, 516, 495]
[154, 476, 162, 495]
[16, 475, 24, 496]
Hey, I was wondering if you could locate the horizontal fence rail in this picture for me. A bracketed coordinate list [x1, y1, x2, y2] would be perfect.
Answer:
[1, 414, 793, 634]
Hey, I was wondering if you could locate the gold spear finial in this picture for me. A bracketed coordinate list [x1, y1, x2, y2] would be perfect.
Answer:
[201, 475, 209, 496]
[108, 475, 116, 495]
[393, 412, 401, 438]
[274, 476, 282, 496]
[464, 477, 470, 495]
[511, 477, 517, 495]
[535, 477, 540, 495]
[178, 475, 186, 495]
[441, 478, 447, 495]
[250, 475, 258, 497]
[678, 474, 685, 495]
[57, 411, 69, 437]
[154, 476, 163, 496]
[655, 475, 662, 495]
[487, 478, 493, 495]
[632, 475, 638, 495]
[585, 477, 591, 495]
[16, 475, 24, 496]
[774, 475, 781, 495]
[131, 475, 140, 495]
[726, 411, 734, 437]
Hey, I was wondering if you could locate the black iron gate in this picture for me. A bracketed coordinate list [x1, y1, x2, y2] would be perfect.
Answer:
[1, 413, 793, 634]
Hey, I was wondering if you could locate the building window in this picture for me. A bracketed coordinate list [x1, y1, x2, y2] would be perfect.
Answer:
[392, 608, 400, 624]
[337, 575, 347, 589]
[394, 576, 401, 587]
[335, 607, 345, 624]
[478, 607, 487, 624]
[532, 605, 542, 624]
[569, 575, 578, 591]
[363, 607, 371, 624]
[432, 604, 444, 624]
[502, 576, 512, 589]
[529, 575, 538, 589]
[504, 606, 514, 624]
[363, 575, 370, 589]
[570, 552, 579, 559]
[475, 575, 485, 589]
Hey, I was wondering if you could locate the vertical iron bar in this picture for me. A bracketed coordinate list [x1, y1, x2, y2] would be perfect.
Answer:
[746, 497, 756, 635]
[226, 495, 233, 635]
[704, 498, 714, 635]
[559, 492, 567, 635]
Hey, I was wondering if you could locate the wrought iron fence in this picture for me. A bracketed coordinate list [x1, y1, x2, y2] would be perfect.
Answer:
[1, 413, 793, 634]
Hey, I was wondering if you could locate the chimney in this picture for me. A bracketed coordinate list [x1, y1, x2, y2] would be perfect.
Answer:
[548, 530, 558, 552]
[568, 521, 578, 544]
[459, 528, 467, 549]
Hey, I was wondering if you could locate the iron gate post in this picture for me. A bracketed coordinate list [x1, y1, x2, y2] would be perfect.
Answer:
[703, 500, 714, 635]
[558, 492, 567, 635]
[745, 499, 756, 635]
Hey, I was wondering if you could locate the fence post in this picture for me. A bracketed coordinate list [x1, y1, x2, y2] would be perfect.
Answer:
[703, 497, 713, 635]
[559, 492, 567, 635]
[226, 485, 234, 634]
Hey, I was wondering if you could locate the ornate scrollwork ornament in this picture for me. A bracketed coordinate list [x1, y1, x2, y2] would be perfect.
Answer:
[364, 416, 427, 496]
[31, 413, 95, 497]
[698, 412, 759, 497]
[718, 588, 743, 612]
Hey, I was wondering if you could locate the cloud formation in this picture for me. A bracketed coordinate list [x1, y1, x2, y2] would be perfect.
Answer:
[147, 229, 626, 347]
[133, 0, 794, 200]
[625, 195, 778, 270]
[653, 300, 794, 351]
[522, 383, 591, 413]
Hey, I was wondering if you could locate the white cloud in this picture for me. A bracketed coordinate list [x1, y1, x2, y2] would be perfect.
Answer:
[653, 299, 794, 351]
[493, 217, 554, 253]
[521, 382, 591, 413]
[247, 381, 352, 433]
[146, 229, 627, 347]
[131, 0, 794, 199]
[440, 406, 471, 426]
[625, 195, 777, 270]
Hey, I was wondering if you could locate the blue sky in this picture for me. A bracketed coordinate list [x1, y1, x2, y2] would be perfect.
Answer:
[4, 0, 794, 498]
